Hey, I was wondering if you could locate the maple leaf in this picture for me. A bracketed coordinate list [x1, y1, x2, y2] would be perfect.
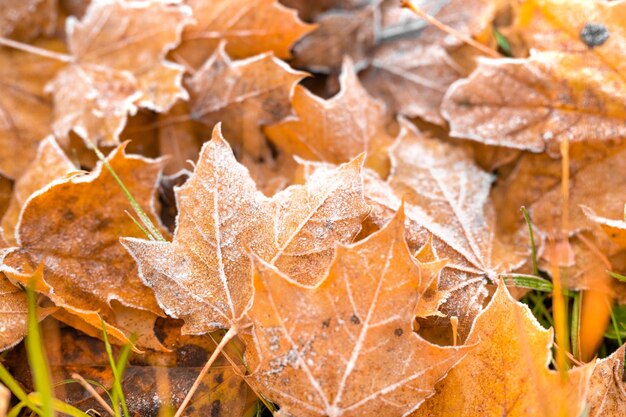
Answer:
[585, 344, 626, 417]
[363, 120, 527, 336]
[123, 124, 369, 335]
[245, 208, 469, 417]
[291, 0, 495, 124]
[442, 0, 626, 154]
[265, 58, 394, 175]
[186, 43, 306, 157]
[0, 40, 66, 179]
[412, 280, 594, 417]
[173, 0, 315, 70]
[0, 143, 168, 347]
[157, 101, 201, 175]
[0, 275, 29, 352]
[490, 147, 626, 238]
[47, 0, 191, 146]
[1, 137, 76, 245]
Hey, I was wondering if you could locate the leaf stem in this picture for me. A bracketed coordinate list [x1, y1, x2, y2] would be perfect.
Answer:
[0, 37, 73, 62]
[400, 1, 500, 58]
[174, 327, 239, 417]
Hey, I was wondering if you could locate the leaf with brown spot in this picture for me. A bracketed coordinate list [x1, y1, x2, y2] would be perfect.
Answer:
[245, 208, 469, 417]
[363, 120, 527, 336]
[0, 143, 168, 346]
[412, 281, 594, 417]
[265, 58, 394, 175]
[586, 344, 626, 417]
[123, 125, 369, 335]
[173, 0, 315, 70]
[48, 0, 191, 145]
[0, 40, 66, 179]
[186, 43, 306, 158]
[442, 0, 626, 154]
[2, 137, 76, 245]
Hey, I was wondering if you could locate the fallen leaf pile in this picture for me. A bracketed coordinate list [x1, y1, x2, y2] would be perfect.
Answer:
[1, 0, 626, 416]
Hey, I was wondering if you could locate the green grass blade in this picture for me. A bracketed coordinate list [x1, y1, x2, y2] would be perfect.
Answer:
[608, 271, 626, 283]
[0, 363, 41, 414]
[102, 321, 129, 417]
[570, 291, 581, 359]
[506, 274, 553, 292]
[609, 309, 624, 346]
[521, 207, 540, 276]
[7, 401, 28, 417]
[125, 210, 153, 240]
[59, 378, 115, 404]
[86, 139, 165, 242]
[493, 28, 512, 56]
[27, 394, 91, 417]
[25, 278, 55, 417]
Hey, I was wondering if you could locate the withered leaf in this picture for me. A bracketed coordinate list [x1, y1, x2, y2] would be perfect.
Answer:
[0, 274, 28, 352]
[291, 4, 376, 72]
[1, 137, 75, 245]
[443, 0, 626, 154]
[527, 148, 626, 236]
[0, 0, 56, 41]
[0, 40, 66, 179]
[291, 0, 495, 124]
[364, 120, 527, 335]
[157, 101, 201, 175]
[265, 58, 394, 175]
[174, 0, 315, 69]
[123, 125, 368, 334]
[0, 143, 166, 341]
[186, 43, 306, 157]
[412, 281, 594, 417]
[360, 43, 464, 126]
[245, 209, 469, 417]
[48, 0, 191, 145]
[586, 344, 626, 417]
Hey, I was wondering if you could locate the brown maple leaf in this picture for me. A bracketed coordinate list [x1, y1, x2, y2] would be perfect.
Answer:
[412, 280, 594, 417]
[363, 120, 527, 336]
[291, 0, 496, 125]
[173, 0, 315, 70]
[186, 42, 306, 157]
[245, 208, 469, 417]
[123, 124, 369, 335]
[47, 0, 191, 146]
[1, 137, 76, 245]
[265, 58, 395, 175]
[0, 275, 29, 352]
[586, 344, 626, 417]
[0, 143, 168, 347]
[442, 0, 626, 154]
[0, 40, 66, 179]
